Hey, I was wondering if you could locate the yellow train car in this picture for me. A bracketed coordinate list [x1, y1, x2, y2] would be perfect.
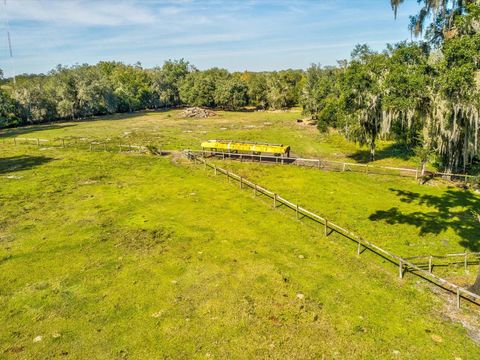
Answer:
[201, 140, 290, 157]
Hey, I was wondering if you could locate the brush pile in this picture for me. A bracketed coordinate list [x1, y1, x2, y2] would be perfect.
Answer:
[181, 107, 217, 118]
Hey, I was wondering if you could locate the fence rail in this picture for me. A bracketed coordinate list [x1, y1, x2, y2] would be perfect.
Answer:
[405, 252, 480, 273]
[186, 150, 480, 309]
[187, 149, 478, 185]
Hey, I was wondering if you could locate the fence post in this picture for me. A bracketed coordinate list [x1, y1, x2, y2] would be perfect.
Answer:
[296, 204, 299, 219]
[254, 184, 257, 196]
[240, 177, 243, 189]
[324, 220, 328, 236]
[399, 260, 403, 279]
[343, 163, 346, 172]
[37, 138, 40, 147]
[227, 171, 230, 182]
[465, 253, 468, 271]
[357, 241, 361, 255]
[415, 169, 418, 180]
[429, 256, 432, 273]
[214, 165, 217, 175]
[62, 139, 65, 148]
[273, 193, 277, 208]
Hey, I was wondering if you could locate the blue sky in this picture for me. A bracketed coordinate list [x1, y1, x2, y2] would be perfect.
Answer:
[0, 0, 421, 76]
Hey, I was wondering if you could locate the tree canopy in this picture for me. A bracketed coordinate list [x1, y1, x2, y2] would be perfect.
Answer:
[300, 2, 480, 172]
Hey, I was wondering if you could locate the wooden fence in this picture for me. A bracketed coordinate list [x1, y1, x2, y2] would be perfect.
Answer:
[187, 149, 479, 185]
[9, 136, 151, 154]
[406, 252, 480, 273]
[185, 150, 480, 309]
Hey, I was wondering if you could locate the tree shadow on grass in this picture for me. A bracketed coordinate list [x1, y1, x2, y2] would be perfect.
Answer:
[0, 123, 77, 139]
[0, 155, 54, 175]
[348, 143, 414, 164]
[369, 188, 480, 251]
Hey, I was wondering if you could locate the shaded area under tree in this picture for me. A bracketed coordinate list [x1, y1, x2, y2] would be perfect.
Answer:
[0, 155, 54, 175]
[0, 123, 77, 139]
[369, 188, 480, 293]
[347, 143, 414, 164]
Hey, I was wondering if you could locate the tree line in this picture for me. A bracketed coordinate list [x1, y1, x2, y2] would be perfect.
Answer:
[0, 61, 303, 127]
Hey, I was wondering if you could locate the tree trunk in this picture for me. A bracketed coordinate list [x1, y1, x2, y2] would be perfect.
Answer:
[370, 140, 376, 161]
[469, 269, 480, 295]
[421, 160, 427, 176]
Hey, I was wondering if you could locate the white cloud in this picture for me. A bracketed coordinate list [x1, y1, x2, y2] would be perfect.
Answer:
[4, 0, 156, 26]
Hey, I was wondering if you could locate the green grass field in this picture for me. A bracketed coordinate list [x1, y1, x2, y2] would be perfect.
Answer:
[1, 110, 480, 358]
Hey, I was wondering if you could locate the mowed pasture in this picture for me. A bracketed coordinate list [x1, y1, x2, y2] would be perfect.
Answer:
[1, 110, 480, 358]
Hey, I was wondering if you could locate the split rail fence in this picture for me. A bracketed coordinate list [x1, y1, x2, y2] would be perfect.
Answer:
[8, 136, 153, 154]
[405, 252, 480, 273]
[187, 149, 478, 185]
[185, 150, 480, 309]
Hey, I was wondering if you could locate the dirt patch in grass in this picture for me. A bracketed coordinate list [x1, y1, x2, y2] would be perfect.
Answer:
[106, 227, 173, 253]
[433, 285, 480, 345]
[3, 345, 25, 354]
